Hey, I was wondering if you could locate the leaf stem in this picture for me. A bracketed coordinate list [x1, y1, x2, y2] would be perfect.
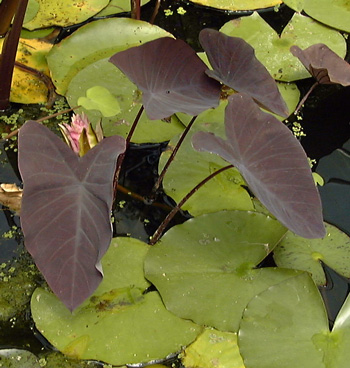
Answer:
[149, 0, 161, 24]
[152, 115, 198, 194]
[294, 81, 319, 116]
[149, 164, 234, 245]
[0, 0, 28, 111]
[113, 105, 144, 198]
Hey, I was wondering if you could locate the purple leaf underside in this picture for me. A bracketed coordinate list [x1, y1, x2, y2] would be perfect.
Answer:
[192, 93, 326, 239]
[109, 37, 221, 120]
[18, 121, 126, 311]
[290, 44, 350, 86]
[199, 28, 289, 118]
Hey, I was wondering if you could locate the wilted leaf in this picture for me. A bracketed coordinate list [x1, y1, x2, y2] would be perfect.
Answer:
[290, 44, 350, 85]
[18, 121, 126, 311]
[109, 37, 221, 120]
[0, 183, 22, 214]
[192, 93, 326, 238]
[199, 28, 288, 117]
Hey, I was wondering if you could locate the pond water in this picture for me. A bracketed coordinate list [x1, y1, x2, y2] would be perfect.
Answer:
[0, 0, 350, 366]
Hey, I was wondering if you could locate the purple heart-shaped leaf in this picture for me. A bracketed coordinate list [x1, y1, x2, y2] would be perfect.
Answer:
[199, 28, 289, 117]
[290, 44, 350, 86]
[18, 121, 126, 311]
[192, 93, 325, 239]
[109, 37, 221, 120]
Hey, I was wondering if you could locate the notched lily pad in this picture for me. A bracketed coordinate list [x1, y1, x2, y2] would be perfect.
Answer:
[188, 0, 281, 11]
[145, 210, 300, 332]
[239, 272, 350, 368]
[220, 12, 346, 81]
[31, 237, 200, 366]
[273, 223, 350, 285]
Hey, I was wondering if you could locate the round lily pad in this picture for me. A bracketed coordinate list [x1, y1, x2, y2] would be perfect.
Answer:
[31, 237, 200, 366]
[23, 0, 109, 30]
[66, 58, 184, 143]
[303, 0, 350, 33]
[220, 12, 346, 81]
[182, 328, 244, 368]
[188, 0, 281, 11]
[47, 18, 172, 95]
[160, 105, 254, 216]
[0, 349, 40, 368]
[95, 0, 150, 17]
[145, 210, 300, 332]
[238, 273, 329, 368]
[273, 223, 350, 285]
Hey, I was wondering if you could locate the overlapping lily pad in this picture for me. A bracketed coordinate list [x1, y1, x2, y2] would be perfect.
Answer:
[31, 237, 201, 366]
[23, 0, 109, 30]
[273, 223, 350, 285]
[0, 349, 40, 368]
[144, 210, 302, 332]
[66, 58, 185, 143]
[47, 18, 172, 95]
[303, 0, 350, 33]
[238, 273, 350, 368]
[188, 0, 281, 11]
[220, 12, 346, 81]
[182, 328, 245, 368]
[95, 0, 150, 17]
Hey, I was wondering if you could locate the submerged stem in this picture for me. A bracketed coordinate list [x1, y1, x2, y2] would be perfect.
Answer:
[149, 164, 234, 245]
[152, 115, 198, 194]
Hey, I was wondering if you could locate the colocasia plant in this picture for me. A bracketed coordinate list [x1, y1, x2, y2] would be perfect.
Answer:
[18, 28, 329, 313]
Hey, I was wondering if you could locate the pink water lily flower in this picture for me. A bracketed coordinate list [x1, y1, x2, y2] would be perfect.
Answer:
[59, 113, 90, 154]
[59, 113, 103, 156]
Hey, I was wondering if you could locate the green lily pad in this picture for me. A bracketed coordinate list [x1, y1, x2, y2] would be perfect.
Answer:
[238, 272, 350, 368]
[283, 0, 304, 11]
[31, 237, 200, 366]
[47, 18, 172, 95]
[273, 223, 350, 285]
[95, 0, 150, 17]
[77, 85, 121, 117]
[220, 12, 346, 81]
[188, 0, 281, 11]
[66, 58, 185, 143]
[303, 0, 350, 33]
[182, 328, 245, 368]
[0, 349, 40, 368]
[23, 0, 109, 30]
[160, 106, 254, 216]
[23, 0, 40, 24]
[145, 210, 301, 332]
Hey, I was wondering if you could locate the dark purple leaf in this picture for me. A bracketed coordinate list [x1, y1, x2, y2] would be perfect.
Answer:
[199, 28, 288, 117]
[109, 37, 221, 120]
[290, 44, 350, 86]
[18, 121, 126, 311]
[192, 93, 326, 239]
